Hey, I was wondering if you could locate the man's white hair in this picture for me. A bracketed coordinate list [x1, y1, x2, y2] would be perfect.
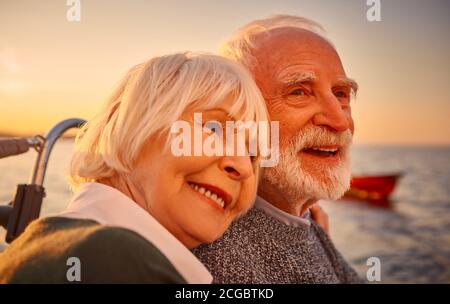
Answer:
[68, 52, 268, 190]
[220, 15, 354, 202]
[219, 15, 331, 69]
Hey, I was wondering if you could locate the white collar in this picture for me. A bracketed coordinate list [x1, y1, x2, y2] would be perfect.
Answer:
[58, 182, 212, 284]
[254, 195, 311, 228]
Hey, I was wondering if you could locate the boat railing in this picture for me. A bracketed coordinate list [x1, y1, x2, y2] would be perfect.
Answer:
[0, 118, 86, 243]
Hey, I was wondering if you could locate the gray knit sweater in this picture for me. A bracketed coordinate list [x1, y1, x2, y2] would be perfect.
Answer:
[192, 199, 362, 284]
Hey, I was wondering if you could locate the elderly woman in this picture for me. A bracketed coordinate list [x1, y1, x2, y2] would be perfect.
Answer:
[0, 53, 268, 283]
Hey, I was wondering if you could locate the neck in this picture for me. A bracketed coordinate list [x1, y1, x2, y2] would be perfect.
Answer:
[98, 176, 146, 210]
[97, 177, 201, 249]
[258, 183, 316, 217]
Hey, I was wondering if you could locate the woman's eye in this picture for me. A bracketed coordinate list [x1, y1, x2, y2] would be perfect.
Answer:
[289, 88, 307, 96]
[208, 128, 217, 134]
[203, 121, 223, 134]
[203, 125, 216, 133]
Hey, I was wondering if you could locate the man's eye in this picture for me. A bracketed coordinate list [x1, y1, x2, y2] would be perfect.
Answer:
[289, 88, 306, 96]
[334, 91, 348, 98]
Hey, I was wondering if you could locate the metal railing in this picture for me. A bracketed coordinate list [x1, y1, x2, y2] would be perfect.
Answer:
[0, 118, 86, 243]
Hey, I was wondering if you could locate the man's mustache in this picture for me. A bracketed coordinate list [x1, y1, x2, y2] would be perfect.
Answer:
[286, 126, 353, 152]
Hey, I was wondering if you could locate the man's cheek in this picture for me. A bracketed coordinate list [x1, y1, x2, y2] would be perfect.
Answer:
[341, 111, 354, 135]
[347, 111, 355, 134]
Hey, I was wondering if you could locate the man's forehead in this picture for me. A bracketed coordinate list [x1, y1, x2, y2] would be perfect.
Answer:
[251, 28, 346, 80]
[253, 27, 334, 55]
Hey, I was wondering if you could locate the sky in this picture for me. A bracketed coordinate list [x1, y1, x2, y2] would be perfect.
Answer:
[0, 0, 449, 145]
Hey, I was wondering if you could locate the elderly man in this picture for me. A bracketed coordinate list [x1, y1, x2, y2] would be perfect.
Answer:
[192, 15, 362, 283]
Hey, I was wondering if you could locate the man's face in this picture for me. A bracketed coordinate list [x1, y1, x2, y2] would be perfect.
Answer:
[251, 28, 356, 204]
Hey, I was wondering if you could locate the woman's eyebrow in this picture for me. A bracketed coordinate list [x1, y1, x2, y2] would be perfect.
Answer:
[203, 108, 236, 121]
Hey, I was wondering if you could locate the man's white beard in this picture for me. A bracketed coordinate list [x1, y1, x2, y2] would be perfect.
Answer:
[261, 126, 353, 204]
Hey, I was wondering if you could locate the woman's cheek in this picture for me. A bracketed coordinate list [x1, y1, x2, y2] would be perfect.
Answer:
[237, 176, 258, 212]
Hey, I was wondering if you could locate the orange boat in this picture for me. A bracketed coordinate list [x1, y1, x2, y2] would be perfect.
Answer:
[342, 173, 403, 207]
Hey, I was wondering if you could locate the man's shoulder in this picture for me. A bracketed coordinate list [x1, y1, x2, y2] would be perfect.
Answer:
[194, 205, 300, 252]
[212, 206, 274, 242]
[193, 205, 309, 283]
[191, 207, 277, 278]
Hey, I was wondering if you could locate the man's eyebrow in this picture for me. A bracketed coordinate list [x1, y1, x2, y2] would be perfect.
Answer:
[334, 77, 359, 95]
[278, 71, 316, 86]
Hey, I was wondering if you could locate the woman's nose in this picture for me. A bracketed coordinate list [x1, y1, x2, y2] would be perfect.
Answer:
[219, 156, 254, 181]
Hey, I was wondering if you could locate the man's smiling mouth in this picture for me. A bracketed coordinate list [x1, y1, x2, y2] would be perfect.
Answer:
[187, 182, 232, 210]
[301, 146, 339, 157]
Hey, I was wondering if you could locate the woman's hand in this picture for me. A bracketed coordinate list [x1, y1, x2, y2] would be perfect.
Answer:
[310, 204, 329, 235]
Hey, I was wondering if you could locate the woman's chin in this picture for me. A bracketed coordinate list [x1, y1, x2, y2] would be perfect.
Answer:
[195, 229, 226, 246]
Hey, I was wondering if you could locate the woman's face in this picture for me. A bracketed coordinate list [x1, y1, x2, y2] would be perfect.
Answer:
[129, 97, 258, 248]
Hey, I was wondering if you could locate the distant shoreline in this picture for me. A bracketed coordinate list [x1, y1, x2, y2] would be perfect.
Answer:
[0, 132, 449, 147]
[0, 134, 76, 140]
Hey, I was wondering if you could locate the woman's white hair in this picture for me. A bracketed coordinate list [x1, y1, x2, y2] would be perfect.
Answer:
[219, 15, 330, 69]
[68, 52, 268, 190]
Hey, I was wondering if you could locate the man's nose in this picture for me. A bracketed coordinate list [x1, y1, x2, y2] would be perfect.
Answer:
[219, 156, 254, 181]
[312, 94, 350, 132]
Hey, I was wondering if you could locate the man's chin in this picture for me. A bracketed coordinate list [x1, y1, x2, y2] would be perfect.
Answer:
[260, 146, 352, 204]
[300, 167, 351, 201]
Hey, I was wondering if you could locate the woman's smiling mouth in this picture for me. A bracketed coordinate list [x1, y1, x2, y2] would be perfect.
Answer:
[187, 181, 232, 210]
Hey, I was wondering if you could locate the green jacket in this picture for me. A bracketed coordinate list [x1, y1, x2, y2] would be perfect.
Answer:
[0, 217, 186, 283]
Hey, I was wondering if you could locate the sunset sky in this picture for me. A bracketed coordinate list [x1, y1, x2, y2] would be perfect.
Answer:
[1, 0, 449, 145]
